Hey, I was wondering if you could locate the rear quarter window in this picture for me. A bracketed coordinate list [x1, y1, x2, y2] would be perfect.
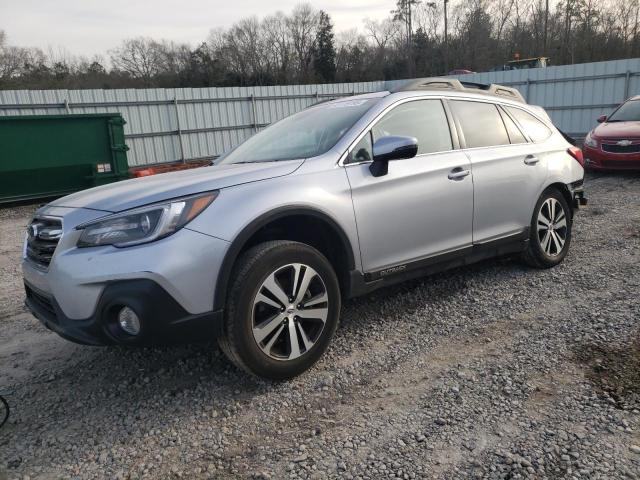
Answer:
[505, 106, 553, 143]
[499, 107, 527, 144]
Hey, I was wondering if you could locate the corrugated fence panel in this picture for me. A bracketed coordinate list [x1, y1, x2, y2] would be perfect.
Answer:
[1, 60, 639, 165]
[452, 58, 640, 137]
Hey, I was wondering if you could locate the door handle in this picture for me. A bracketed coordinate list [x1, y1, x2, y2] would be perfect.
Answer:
[448, 167, 470, 181]
[524, 155, 540, 165]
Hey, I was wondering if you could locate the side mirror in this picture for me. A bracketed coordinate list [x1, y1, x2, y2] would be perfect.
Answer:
[370, 136, 418, 177]
[597, 114, 607, 123]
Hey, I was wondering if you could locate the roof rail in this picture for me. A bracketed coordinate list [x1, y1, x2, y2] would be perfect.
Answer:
[391, 77, 526, 103]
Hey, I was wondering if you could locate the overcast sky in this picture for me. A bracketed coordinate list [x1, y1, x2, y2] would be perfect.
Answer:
[1, 0, 392, 57]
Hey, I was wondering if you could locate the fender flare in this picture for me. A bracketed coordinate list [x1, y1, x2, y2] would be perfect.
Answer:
[213, 206, 357, 311]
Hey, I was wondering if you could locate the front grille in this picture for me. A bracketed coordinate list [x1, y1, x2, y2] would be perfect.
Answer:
[26, 217, 62, 268]
[601, 143, 640, 154]
[25, 284, 56, 319]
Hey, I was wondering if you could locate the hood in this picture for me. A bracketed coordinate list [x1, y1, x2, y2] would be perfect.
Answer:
[50, 159, 304, 212]
[593, 121, 640, 139]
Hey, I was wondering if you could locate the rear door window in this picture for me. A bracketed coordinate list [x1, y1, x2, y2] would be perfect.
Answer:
[504, 106, 553, 143]
[450, 101, 510, 148]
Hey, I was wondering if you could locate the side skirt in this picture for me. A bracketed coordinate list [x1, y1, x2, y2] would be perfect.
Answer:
[347, 229, 529, 299]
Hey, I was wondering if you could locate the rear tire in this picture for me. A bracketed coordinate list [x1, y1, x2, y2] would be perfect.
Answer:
[522, 188, 572, 269]
[218, 240, 341, 380]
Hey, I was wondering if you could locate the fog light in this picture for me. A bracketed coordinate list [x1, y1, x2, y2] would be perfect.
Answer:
[118, 306, 141, 336]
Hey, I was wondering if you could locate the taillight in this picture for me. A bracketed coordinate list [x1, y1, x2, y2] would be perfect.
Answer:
[567, 146, 584, 167]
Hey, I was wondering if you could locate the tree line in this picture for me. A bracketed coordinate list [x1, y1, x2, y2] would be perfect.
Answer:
[1, 0, 639, 90]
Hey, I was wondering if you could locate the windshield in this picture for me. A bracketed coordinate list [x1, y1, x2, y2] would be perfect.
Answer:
[217, 98, 377, 164]
[608, 100, 640, 122]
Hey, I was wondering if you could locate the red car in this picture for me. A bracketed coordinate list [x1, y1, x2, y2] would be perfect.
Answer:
[448, 69, 475, 75]
[583, 97, 640, 170]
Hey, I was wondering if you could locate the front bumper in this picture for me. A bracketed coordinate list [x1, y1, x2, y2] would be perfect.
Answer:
[25, 279, 223, 345]
[22, 225, 229, 320]
[583, 145, 640, 170]
[22, 206, 231, 345]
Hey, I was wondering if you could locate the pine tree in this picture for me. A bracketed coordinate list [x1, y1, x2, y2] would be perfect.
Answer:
[313, 11, 337, 82]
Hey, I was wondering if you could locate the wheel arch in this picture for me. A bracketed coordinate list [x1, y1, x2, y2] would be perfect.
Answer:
[213, 206, 357, 311]
[542, 181, 574, 217]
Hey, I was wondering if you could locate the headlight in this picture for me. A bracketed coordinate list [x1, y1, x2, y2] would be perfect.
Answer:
[584, 132, 598, 148]
[76, 192, 217, 248]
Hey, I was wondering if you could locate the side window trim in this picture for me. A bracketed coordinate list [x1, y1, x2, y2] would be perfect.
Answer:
[342, 96, 458, 165]
[441, 99, 462, 150]
[443, 98, 468, 149]
[497, 105, 530, 145]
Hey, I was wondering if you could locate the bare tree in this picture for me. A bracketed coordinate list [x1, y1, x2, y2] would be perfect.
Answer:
[4, 0, 640, 90]
[263, 12, 292, 82]
[490, 0, 517, 44]
[414, 2, 443, 40]
[287, 3, 319, 82]
[364, 18, 402, 50]
[0, 32, 46, 86]
[226, 17, 269, 83]
[0, 31, 21, 81]
[334, 28, 371, 82]
[109, 38, 169, 86]
[616, 0, 640, 57]
[207, 28, 227, 52]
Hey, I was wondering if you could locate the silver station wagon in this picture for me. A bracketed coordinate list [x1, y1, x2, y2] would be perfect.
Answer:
[23, 78, 587, 379]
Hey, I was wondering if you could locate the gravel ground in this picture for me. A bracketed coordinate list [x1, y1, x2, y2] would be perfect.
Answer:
[1, 172, 639, 480]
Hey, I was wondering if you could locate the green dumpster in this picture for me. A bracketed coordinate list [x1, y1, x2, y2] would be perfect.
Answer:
[0, 113, 130, 204]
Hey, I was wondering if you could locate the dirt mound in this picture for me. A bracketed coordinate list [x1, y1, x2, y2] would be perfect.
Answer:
[575, 338, 640, 409]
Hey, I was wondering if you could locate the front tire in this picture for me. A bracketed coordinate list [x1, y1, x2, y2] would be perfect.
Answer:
[218, 240, 341, 380]
[522, 188, 572, 268]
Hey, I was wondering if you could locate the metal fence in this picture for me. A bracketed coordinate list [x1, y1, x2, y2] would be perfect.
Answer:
[451, 58, 640, 140]
[1, 58, 639, 166]
[0, 81, 401, 166]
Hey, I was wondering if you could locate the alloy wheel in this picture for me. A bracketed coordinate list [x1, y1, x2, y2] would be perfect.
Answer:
[537, 197, 568, 257]
[252, 263, 329, 361]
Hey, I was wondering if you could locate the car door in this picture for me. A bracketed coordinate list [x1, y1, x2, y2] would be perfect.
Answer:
[448, 99, 548, 244]
[344, 98, 474, 274]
